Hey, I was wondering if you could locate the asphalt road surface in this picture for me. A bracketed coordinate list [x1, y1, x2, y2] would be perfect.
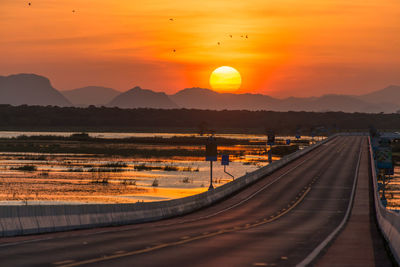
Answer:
[0, 136, 390, 266]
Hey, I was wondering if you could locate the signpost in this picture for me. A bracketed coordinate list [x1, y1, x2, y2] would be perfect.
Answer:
[374, 136, 394, 206]
[376, 147, 393, 169]
[221, 154, 234, 180]
[205, 136, 217, 190]
[267, 131, 275, 163]
[221, 154, 229, 166]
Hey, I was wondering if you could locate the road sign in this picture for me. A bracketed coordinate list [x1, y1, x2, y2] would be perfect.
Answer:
[376, 146, 393, 169]
[286, 139, 291, 145]
[295, 135, 301, 139]
[267, 132, 275, 145]
[205, 137, 217, 161]
[221, 154, 229, 166]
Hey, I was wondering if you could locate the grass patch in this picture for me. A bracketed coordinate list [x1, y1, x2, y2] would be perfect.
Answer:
[90, 178, 109, 184]
[100, 162, 128, 168]
[121, 179, 136, 186]
[134, 164, 162, 171]
[88, 167, 125, 172]
[10, 165, 37, 171]
[163, 165, 178, 171]
[17, 155, 47, 161]
[182, 177, 191, 183]
[181, 166, 199, 172]
[68, 167, 84, 172]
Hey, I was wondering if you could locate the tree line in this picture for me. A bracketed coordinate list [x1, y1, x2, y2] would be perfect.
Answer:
[0, 105, 399, 134]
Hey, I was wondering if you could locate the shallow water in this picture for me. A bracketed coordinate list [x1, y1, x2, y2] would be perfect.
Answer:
[0, 132, 316, 203]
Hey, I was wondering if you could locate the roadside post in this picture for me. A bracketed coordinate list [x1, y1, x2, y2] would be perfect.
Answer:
[205, 136, 217, 190]
[375, 137, 393, 206]
[221, 154, 234, 180]
[295, 131, 301, 140]
[267, 131, 275, 164]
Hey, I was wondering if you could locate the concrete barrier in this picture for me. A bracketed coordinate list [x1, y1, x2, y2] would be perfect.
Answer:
[368, 137, 400, 264]
[0, 135, 336, 237]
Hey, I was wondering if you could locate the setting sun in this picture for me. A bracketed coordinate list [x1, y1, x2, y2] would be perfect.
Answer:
[209, 66, 242, 92]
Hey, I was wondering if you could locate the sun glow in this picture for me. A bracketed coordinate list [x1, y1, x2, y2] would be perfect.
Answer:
[209, 66, 242, 92]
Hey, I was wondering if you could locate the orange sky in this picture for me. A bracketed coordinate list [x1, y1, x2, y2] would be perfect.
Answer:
[1, 0, 400, 97]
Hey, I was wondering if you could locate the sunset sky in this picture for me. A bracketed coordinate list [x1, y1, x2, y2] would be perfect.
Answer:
[1, 0, 399, 97]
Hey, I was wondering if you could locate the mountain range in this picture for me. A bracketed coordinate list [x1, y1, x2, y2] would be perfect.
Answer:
[62, 86, 120, 107]
[1, 73, 399, 113]
[0, 74, 70, 106]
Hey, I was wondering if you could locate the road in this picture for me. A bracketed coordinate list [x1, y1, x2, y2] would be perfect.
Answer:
[0, 136, 391, 266]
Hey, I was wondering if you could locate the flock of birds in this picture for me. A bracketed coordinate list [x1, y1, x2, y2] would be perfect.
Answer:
[26, 4, 248, 54]
[169, 18, 249, 53]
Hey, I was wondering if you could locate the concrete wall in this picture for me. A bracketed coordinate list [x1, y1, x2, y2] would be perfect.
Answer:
[0, 136, 335, 237]
[368, 137, 400, 264]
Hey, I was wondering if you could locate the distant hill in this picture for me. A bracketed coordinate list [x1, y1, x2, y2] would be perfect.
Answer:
[169, 87, 398, 113]
[170, 87, 278, 110]
[0, 74, 71, 106]
[107, 86, 178, 109]
[357, 85, 400, 107]
[1, 73, 399, 113]
[61, 86, 120, 106]
[274, 94, 396, 113]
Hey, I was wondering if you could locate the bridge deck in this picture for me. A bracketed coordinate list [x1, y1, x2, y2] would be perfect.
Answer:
[316, 139, 393, 266]
[0, 136, 393, 266]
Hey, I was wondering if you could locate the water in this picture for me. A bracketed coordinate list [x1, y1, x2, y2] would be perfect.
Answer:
[0, 131, 317, 141]
[0, 131, 315, 203]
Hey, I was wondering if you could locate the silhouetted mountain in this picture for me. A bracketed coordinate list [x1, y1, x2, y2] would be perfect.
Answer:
[170, 87, 278, 110]
[107, 86, 178, 109]
[2, 73, 399, 113]
[357, 85, 400, 107]
[275, 94, 396, 113]
[0, 74, 71, 106]
[170, 88, 398, 113]
[61, 86, 120, 106]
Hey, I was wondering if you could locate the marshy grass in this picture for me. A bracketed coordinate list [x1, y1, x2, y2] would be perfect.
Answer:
[121, 179, 136, 186]
[133, 163, 199, 172]
[134, 164, 161, 171]
[182, 177, 191, 183]
[17, 155, 47, 161]
[152, 179, 159, 187]
[100, 162, 128, 168]
[88, 167, 125, 172]
[68, 167, 84, 172]
[181, 166, 199, 172]
[90, 178, 109, 184]
[163, 165, 178, 171]
[10, 165, 37, 171]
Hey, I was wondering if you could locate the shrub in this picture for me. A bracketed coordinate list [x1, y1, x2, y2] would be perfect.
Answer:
[182, 177, 191, 183]
[152, 179, 159, 187]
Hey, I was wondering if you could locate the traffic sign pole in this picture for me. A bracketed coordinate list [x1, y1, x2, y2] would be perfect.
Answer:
[206, 136, 217, 190]
[268, 145, 272, 163]
[209, 161, 213, 190]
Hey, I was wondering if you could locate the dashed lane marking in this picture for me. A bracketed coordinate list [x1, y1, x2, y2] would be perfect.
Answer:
[58, 187, 312, 267]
